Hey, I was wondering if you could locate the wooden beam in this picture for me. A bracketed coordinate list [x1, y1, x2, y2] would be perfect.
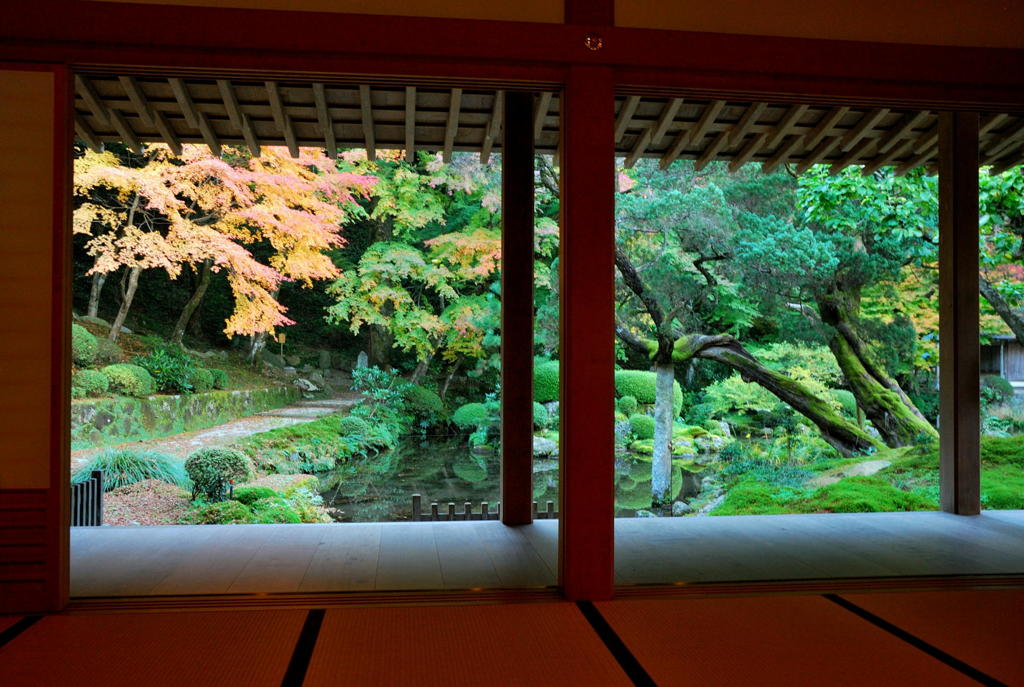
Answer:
[990, 143, 1024, 174]
[895, 145, 936, 175]
[693, 130, 730, 171]
[795, 135, 841, 173]
[312, 83, 337, 159]
[118, 76, 155, 127]
[728, 102, 766, 147]
[443, 87, 463, 163]
[876, 110, 930, 153]
[913, 123, 939, 154]
[829, 138, 876, 174]
[533, 91, 552, 141]
[108, 109, 142, 154]
[559, 65, 615, 602]
[660, 99, 724, 169]
[803, 106, 849, 150]
[480, 90, 503, 164]
[501, 90, 535, 527]
[152, 110, 182, 156]
[938, 111, 980, 516]
[74, 113, 103, 152]
[765, 104, 808, 149]
[761, 134, 803, 173]
[195, 110, 221, 157]
[979, 113, 1010, 137]
[861, 138, 914, 175]
[623, 128, 651, 169]
[168, 77, 199, 129]
[75, 75, 110, 127]
[981, 119, 1024, 163]
[359, 85, 376, 160]
[840, 108, 889, 151]
[727, 131, 767, 171]
[265, 81, 298, 157]
[239, 113, 260, 157]
[404, 86, 416, 163]
[216, 79, 244, 132]
[650, 98, 683, 147]
[613, 95, 640, 144]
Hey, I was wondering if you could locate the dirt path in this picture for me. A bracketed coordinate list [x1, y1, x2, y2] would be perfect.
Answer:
[807, 458, 892, 488]
[71, 392, 363, 469]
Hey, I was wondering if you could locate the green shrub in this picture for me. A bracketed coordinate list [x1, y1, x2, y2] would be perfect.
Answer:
[287, 487, 329, 523]
[981, 375, 1015, 407]
[711, 480, 791, 516]
[72, 369, 109, 397]
[533, 402, 550, 430]
[405, 384, 446, 422]
[829, 389, 858, 418]
[133, 346, 198, 393]
[73, 448, 187, 491]
[185, 447, 255, 501]
[94, 339, 122, 365]
[453, 402, 490, 429]
[101, 363, 155, 397]
[231, 485, 278, 505]
[614, 370, 683, 417]
[338, 415, 371, 436]
[909, 391, 940, 423]
[192, 368, 215, 393]
[628, 414, 655, 440]
[208, 368, 229, 390]
[250, 497, 301, 523]
[180, 500, 254, 524]
[71, 324, 98, 366]
[534, 360, 560, 403]
[617, 395, 638, 416]
[686, 403, 714, 426]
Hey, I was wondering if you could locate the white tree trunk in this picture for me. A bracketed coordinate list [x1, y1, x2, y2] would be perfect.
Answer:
[87, 272, 106, 318]
[107, 266, 140, 342]
[650, 362, 675, 502]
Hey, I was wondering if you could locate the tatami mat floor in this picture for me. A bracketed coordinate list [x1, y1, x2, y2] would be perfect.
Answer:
[2, 588, 1021, 686]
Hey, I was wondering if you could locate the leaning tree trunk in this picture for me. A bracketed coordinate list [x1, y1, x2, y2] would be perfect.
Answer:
[107, 266, 140, 342]
[980, 274, 1024, 345]
[170, 259, 213, 344]
[651, 361, 676, 502]
[87, 272, 107, 318]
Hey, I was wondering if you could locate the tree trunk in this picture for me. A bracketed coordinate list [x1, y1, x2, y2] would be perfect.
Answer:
[651, 361, 675, 502]
[980, 274, 1024, 345]
[440, 358, 461, 400]
[170, 259, 213, 344]
[248, 331, 268, 364]
[368, 325, 392, 368]
[87, 272, 107, 318]
[409, 352, 434, 385]
[108, 266, 140, 342]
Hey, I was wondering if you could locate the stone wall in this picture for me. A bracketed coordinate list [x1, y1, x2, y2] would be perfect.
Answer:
[71, 386, 300, 449]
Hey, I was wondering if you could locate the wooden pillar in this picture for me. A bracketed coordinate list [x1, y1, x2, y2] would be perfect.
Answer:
[500, 91, 535, 526]
[558, 65, 615, 601]
[938, 111, 981, 515]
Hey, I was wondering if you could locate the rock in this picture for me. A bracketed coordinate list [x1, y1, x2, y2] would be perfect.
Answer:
[318, 350, 332, 370]
[634, 509, 657, 518]
[355, 351, 368, 369]
[614, 420, 632, 443]
[293, 378, 320, 393]
[532, 436, 558, 456]
[307, 371, 326, 387]
[285, 355, 301, 366]
[78, 315, 111, 329]
[671, 500, 693, 516]
[282, 366, 298, 377]
[301, 364, 315, 374]
[695, 435, 727, 452]
[261, 350, 286, 368]
[544, 401, 559, 415]
[681, 471, 703, 498]
[697, 493, 727, 515]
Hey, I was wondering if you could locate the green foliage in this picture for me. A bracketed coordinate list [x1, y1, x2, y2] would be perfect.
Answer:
[250, 497, 302, 523]
[614, 370, 683, 416]
[981, 375, 1015, 407]
[720, 457, 813, 487]
[686, 403, 714, 426]
[828, 389, 858, 418]
[617, 395, 638, 416]
[73, 448, 187, 491]
[185, 447, 254, 501]
[231, 485, 277, 505]
[981, 466, 1024, 509]
[94, 339, 122, 365]
[207, 368, 229, 390]
[628, 414, 655, 440]
[133, 346, 199, 393]
[192, 368, 215, 393]
[797, 476, 936, 513]
[100, 363, 155, 397]
[711, 480, 791, 516]
[287, 487, 330, 523]
[339, 415, 371, 436]
[72, 369, 109, 397]
[72, 324, 98, 366]
[453, 402, 490, 429]
[180, 500, 254, 524]
[351, 366, 411, 411]
[404, 384, 447, 423]
[909, 391, 940, 424]
[980, 435, 1024, 467]
[533, 360, 560, 403]
[983, 405, 1024, 437]
[533, 401, 550, 430]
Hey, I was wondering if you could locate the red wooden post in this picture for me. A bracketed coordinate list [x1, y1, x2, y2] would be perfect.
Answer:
[500, 90, 536, 526]
[938, 111, 981, 515]
[558, 65, 616, 601]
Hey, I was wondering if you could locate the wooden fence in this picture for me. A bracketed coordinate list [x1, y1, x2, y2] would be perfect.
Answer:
[71, 470, 104, 527]
[411, 494, 559, 521]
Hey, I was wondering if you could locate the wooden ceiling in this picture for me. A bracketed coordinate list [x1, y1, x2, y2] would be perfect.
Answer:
[74, 74, 1024, 174]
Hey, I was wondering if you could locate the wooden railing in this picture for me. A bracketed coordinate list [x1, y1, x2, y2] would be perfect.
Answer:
[71, 470, 104, 527]
[411, 494, 558, 521]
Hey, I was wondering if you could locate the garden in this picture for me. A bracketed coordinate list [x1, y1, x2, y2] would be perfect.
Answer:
[69, 138, 1024, 526]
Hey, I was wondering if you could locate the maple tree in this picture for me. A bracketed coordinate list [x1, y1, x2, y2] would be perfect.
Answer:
[74, 144, 374, 342]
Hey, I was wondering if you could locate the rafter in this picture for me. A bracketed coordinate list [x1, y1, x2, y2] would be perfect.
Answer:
[75, 75, 111, 127]
[108, 109, 143, 154]
[480, 90, 504, 164]
[830, 138, 877, 174]
[803, 106, 849, 150]
[265, 81, 298, 157]
[795, 135, 841, 173]
[895, 145, 936, 176]
[614, 95, 641, 143]
[216, 80, 244, 129]
[74, 113, 103, 152]
[765, 104, 808, 148]
[624, 98, 682, 168]
[405, 86, 416, 162]
[694, 130, 730, 171]
[195, 110, 222, 157]
[118, 76, 155, 127]
[169, 77, 199, 129]
[728, 132, 767, 172]
[312, 83, 337, 159]
[840, 108, 889, 151]
[861, 139, 914, 175]
[533, 91, 552, 141]
[762, 134, 804, 173]
[876, 110, 930, 153]
[152, 110, 181, 155]
[443, 87, 463, 163]
[660, 99, 724, 169]
[359, 85, 376, 160]
[728, 102, 766, 146]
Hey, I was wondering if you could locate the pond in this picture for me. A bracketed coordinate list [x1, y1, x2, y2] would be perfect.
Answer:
[315, 436, 706, 522]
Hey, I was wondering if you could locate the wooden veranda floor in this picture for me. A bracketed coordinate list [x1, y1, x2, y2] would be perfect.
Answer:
[70, 511, 1024, 598]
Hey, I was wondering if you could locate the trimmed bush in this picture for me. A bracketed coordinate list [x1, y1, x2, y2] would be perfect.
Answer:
[192, 368, 215, 393]
[533, 402, 550, 430]
[251, 497, 301, 523]
[72, 369, 109, 397]
[533, 360, 560, 403]
[134, 346, 198, 393]
[981, 375, 1015, 407]
[614, 370, 683, 417]
[185, 447, 255, 501]
[828, 389, 858, 418]
[629, 414, 656, 440]
[232, 485, 278, 505]
[94, 339, 122, 365]
[101, 363, 155, 397]
[73, 448, 187, 491]
[180, 500, 254, 524]
[72, 324, 98, 366]
[453, 402, 490, 429]
[208, 368, 229, 390]
[338, 415, 371, 436]
[405, 384, 446, 422]
[617, 395, 638, 416]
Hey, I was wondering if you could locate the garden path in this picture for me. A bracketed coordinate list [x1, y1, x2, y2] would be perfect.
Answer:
[807, 458, 893, 487]
[70, 392, 363, 469]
